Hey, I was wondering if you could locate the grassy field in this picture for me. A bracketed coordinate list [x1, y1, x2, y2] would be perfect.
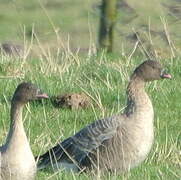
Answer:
[0, 54, 180, 180]
[0, 0, 180, 180]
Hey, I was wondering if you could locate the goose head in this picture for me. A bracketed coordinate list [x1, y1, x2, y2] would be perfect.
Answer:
[12, 82, 49, 104]
[133, 60, 171, 82]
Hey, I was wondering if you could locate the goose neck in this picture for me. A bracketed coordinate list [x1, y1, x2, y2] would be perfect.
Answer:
[5, 101, 24, 147]
[124, 75, 149, 116]
[10, 101, 24, 127]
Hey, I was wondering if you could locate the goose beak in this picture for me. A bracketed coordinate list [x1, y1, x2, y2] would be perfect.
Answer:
[36, 93, 49, 99]
[36, 89, 49, 99]
[161, 73, 172, 79]
[160, 69, 172, 79]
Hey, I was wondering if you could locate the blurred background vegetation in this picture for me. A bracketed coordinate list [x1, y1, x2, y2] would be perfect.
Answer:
[0, 0, 180, 58]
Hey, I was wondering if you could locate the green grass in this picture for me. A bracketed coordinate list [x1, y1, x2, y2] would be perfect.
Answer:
[0, 53, 180, 179]
[0, 0, 180, 179]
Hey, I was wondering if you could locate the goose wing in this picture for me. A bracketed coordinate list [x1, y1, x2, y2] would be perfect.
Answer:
[37, 115, 122, 170]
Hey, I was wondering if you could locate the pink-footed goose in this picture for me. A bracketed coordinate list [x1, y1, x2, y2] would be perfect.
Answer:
[0, 82, 48, 180]
[37, 60, 171, 173]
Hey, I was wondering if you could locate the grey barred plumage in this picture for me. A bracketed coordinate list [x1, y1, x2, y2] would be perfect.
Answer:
[36, 60, 171, 173]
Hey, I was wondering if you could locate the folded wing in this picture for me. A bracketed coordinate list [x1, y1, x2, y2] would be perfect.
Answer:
[37, 115, 121, 171]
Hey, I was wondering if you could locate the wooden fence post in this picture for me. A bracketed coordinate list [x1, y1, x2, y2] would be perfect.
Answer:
[98, 0, 117, 53]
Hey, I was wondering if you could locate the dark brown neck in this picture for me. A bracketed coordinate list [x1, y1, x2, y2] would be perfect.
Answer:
[5, 100, 24, 146]
[124, 74, 146, 116]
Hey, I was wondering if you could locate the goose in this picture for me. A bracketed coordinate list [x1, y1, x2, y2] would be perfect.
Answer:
[0, 82, 48, 180]
[36, 60, 171, 173]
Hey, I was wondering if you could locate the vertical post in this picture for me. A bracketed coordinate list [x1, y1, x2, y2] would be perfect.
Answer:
[98, 0, 117, 53]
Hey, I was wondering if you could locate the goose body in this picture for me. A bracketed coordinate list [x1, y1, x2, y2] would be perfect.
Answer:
[37, 60, 171, 173]
[0, 82, 48, 180]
